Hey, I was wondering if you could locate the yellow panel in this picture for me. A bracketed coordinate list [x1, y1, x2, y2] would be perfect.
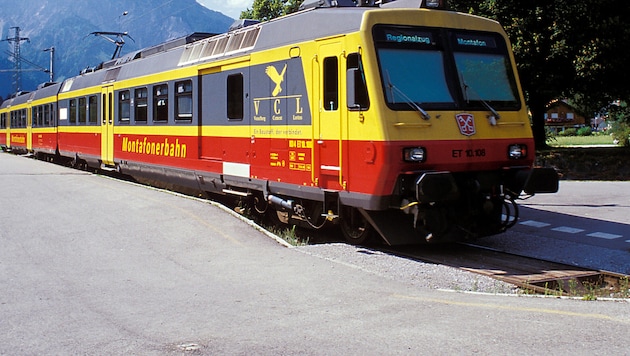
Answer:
[58, 126, 101, 134]
[115, 125, 199, 136]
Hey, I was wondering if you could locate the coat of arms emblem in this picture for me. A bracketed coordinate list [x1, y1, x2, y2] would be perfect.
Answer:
[455, 113, 476, 136]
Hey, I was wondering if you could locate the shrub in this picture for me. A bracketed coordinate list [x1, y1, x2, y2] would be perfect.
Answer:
[610, 122, 630, 147]
[577, 126, 592, 136]
[558, 128, 578, 136]
[545, 127, 557, 144]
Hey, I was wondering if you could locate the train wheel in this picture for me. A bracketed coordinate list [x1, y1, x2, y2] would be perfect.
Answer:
[340, 206, 373, 245]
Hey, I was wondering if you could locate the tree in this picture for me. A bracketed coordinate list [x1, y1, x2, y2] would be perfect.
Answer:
[450, 0, 630, 149]
[240, 0, 303, 21]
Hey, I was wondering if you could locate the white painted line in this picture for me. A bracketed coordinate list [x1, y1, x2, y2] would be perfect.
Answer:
[552, 226, 585, 234]
[588, 232, 623, 240]
[519, 220, 551, 228]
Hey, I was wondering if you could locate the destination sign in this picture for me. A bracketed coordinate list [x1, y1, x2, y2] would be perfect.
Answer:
[385, 33, 432, 44]
[375, 26, 435, 46]
[454, 33, 497, 48]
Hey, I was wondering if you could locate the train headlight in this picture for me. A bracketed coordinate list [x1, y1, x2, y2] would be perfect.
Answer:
[508, 144, 527, 159]
[403, 147, 426, 162]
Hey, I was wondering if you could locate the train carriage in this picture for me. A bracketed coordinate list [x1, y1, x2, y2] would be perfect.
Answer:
[2, 0, 558, 245]
[57, 72, 110, 168]
[0, 98, 11, 150]
[1, 93, 31, 154]
[30, 82, 61, 158]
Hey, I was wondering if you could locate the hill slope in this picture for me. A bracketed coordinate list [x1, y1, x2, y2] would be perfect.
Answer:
[0, 0, 233, 98]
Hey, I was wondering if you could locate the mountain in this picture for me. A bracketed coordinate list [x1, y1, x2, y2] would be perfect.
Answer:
[0, 0, 234, 98]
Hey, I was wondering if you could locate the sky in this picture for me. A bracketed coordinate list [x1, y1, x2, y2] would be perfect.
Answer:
[196, 0, 254, 19]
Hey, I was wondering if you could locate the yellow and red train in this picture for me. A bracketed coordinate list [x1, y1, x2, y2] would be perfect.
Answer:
[0, 0, 558, 244]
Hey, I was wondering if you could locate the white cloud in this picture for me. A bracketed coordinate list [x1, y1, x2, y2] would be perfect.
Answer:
[196, 0, 254, 19]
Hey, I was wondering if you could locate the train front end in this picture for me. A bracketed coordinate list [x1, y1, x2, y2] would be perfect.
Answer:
[346, 3, 558, 244]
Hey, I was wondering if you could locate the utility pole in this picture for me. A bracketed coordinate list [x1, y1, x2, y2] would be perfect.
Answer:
[43, 46, 55, 82]
[2, 27, 30, 93]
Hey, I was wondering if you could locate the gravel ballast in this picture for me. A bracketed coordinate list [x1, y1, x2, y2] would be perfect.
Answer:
[295, 243, 518, 294]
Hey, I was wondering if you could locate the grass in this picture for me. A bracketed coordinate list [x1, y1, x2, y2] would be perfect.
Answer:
[269, 225, 310, 246]
[547, 134, 616, 147]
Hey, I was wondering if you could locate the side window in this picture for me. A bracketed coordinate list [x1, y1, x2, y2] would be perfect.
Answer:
[153, 84, 169, 122]
[37, 106, 44, 127]
[78, 97, 87, 123]
[346, 53, 370, 110]
[119, 90, 130, 123]
[33, 105, 46, 127]
[323, 56, 339, 111]
[32, 107, 38, 128]
[44, 104, 51, 126]
[69, 99, 77, 124]
[176, 80, 193, 122]
[135, 88, 148, 122]
[0, 113, 5, 128]
[227, 73, 243, 120]
[88, 95, 98, 124]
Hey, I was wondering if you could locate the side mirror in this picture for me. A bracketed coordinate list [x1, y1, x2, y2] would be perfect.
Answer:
[346, 68, 369, 110]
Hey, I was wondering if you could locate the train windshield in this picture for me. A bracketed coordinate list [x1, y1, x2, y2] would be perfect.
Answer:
[373, 25, 520, 112]
[452, 30, 519, 109]
[380, 48, 454, 106]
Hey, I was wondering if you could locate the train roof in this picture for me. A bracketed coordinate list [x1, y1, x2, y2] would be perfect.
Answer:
[3, 91, 31, 107]
[45, 0, 487, 96]
[31, 82, 62, 101]
[57, 4, 374, 92]
[0, 98, 12, 110]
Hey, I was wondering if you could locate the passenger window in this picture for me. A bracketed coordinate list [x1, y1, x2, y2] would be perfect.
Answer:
[135, 88, 148, 122]
[69, 99, 77, 124]
[119, 90, 130, 123]
[323, 56, 339, 111]
[21, 109, 27, 128]
[79, 97, 87, 123]
[38, 106, 44, 127]
[175, 80, 193, 121]
[44, 104, 51, 126]
[227, 74, 243, 120]
[153, 84, 169, 122]
[89, 95, 98, 124]
[32, 107, 39, 128]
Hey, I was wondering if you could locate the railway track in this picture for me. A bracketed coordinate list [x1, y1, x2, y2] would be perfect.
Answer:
[382, 243, 629, 299]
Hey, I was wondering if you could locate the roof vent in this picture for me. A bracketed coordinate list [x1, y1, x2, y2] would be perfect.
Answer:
[299, 0, 361, 11]
[229, 19, 261, 32]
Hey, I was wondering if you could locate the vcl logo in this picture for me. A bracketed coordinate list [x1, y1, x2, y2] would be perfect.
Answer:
[265, 64, 287, 97]
[455, 113, 476, 136]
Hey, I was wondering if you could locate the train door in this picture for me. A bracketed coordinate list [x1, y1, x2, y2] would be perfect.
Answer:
[100, 85, 115, 166]
[5, 111, 10, 150]
[26, 96, 33, 152]
[314, 41, 345, 190]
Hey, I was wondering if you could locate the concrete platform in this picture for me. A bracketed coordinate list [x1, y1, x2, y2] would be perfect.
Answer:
[1, 153, 628, 355]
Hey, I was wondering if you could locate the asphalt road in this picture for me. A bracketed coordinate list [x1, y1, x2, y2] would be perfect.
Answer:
[475, 181, 630, 274]
[1, 153, 629, 355]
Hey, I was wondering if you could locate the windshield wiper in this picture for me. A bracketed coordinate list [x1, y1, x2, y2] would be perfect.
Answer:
[385, 71, 430, 120]
[460, 74, 501, 120]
